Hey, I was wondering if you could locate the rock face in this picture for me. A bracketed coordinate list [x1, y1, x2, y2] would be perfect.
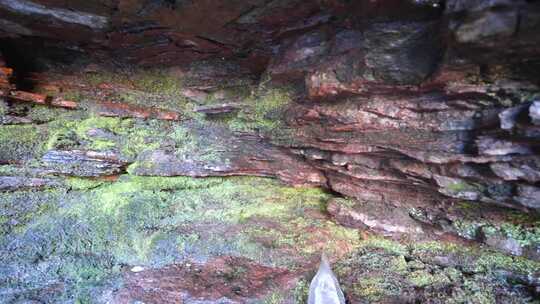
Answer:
[1, 0, 540, 303]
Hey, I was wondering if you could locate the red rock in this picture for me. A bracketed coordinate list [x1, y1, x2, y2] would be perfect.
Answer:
[131, 133, 327, 187]
[154, 110, 180, 121]
[0, 67, 13, 78]
[8, 91, 47, 104]
[50, 97, 78, 109]
[113, 256, 297, 304]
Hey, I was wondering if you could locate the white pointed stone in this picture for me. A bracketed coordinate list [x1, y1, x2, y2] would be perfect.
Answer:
[308, 253, 346, 304]
[130, 266, 145, 273]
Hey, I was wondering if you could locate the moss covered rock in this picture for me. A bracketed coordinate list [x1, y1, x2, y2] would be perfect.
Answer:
[0, 176, 359, 303]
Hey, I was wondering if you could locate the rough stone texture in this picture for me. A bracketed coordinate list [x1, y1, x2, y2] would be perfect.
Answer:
[327, 198, 425, 237]
[0, 175, 60, 191]
[41, 150, 127, 177]
[130, 123, 326, 187]
[113, 256, 297, 304]
[1, 0, 540, 303]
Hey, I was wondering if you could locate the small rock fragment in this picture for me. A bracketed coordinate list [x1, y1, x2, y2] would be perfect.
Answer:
[130, 266, 145, 273]
[499, 104, 528, 130]
[476, 136, 532, 156]
[515, 185, 540, 210]
[530, 101, 540, 125]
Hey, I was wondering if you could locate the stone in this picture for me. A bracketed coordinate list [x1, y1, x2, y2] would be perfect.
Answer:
[480, 226, 523, 256]
[327, 198, 424, 237]
[499, 103, 529, 130]
[455, 10, 518, 43]
[1, 1, 540, 302]
[8, 91, 47, 105]
[130, 266, 145, 273]
[0, 0, 109, 29]
[42, 150, 127, 177]
[50, 97, 77, 109]
[268, 29, 332, 77]
[515, 185, 540, 210]
[129, 124, 326, 187]
[434, 175, 482, 201]
[476, 136, 533, 156]
[490, 158, 540, 183]
[363, 21, 443, 85]
[446, 0, 521, 14]
[194, 103, 242, 115]
[530, 101, 540, 125]
[308, 254, 345, 304]
[0, 175, 60, 191]
[114, 257, 297, 304]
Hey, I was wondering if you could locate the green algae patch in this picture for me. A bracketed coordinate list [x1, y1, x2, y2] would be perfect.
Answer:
[335, 236, 540, 303]
[26, 105, 74, 123]
[169, 124, 224, 164]
[0, 189, 62, 236]
[411, 202, 540, 259]
[131, 69, 184, 96]
[45, 115, 171, 160]
[0, 176, 360, 303]
[0, 99, 7, 116]
[87, 68, 190, 114]
[227, 87, 292, 134]
[0, 125, 47, 162]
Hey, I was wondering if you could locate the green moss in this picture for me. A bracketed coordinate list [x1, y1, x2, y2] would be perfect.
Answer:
[0, 164, 21, 176]
[62, 90, 85, 102]
[74, 116, 125, 138]
[46, 119, 78, 150]
[228, 87, 292, 134]
[0, 189, 62, 236]
[45, 115, 171, 160]
[84, 71, 130, 87]
[292, 279, 310, 304]
[353, 276, 401, 302]
[0, 99, 7, 116]
[26, 105, 73, 123]
[446, 181, 480, 193]
[131, 69, 183, 96]
[0, 125, 46, 162]
[412, 240, 540, 276]
[99, 69, 194, 117]
[498, 223, 540, 247]
[262, 291, 285, 304]
[452, 219, 482, 240]
[448, 211, 540, 250]
[407, 269, 451, 287]
[474, 248, 540, 275]
[120, 120, 167, 159]
[170, 124, 223, 164]
[359, 236, 408, 256]
[1, 176, 362, 303]
[336, 237, 540, 303]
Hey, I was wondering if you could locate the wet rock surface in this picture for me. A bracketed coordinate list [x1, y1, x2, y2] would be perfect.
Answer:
[1, 0, 540, 303]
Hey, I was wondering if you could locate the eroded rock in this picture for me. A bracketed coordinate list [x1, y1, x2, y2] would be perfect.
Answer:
[42, 150, 127, 177]
[114, 256, 296, 304]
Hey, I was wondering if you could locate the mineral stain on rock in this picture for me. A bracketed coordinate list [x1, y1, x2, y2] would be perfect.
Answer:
[1, 0, 540, 303]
